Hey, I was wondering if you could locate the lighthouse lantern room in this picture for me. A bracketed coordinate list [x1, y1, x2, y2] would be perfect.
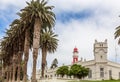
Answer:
[73, 47, 79, 64]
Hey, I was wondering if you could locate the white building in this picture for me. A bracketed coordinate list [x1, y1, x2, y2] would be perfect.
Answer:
[36, 39, 120, 80]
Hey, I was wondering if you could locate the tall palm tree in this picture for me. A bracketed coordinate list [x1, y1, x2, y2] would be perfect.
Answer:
[17, 38, 24, 82]
[2, 27, 16, 82]
[115, 26, 120, 44]
[22, 28, 30, 82]
[1, 12, 28, 82]
[11, 16, 30, 82]
[40, 29, 58, 78]
[1, 39, 13, 82]
[1, 0, 56, 82]
[1, 38, 8, 81]
[20, 0, 55, 81]
[9, 19, 25, 82]
[17, 11, 34, 82]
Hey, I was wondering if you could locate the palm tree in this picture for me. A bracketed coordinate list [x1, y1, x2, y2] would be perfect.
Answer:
[2, 28, 16, 82]
[115, 26, 120, 44]
[22, 28, 31, 82]
[1, 0, 56, 82]
[2, 18, 26, 82]
[1, 39, 13, 82]
[12, 16, 31, 82]
[9, 19, 25, 82]
[20, 0, 55, 81]
[40, 29, 58, 78]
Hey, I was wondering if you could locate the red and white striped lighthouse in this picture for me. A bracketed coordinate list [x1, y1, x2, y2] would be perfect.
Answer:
[73, 47, 79, 64]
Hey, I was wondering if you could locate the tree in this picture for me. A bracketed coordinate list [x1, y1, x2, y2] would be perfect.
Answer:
[10, 19, 25, 82]
[40, 29, 58, 78]
[0, 0, 56, 81]
[56, 66, 69, 78]
[50, 58, 58, 69]
[115, 26, 120, 44]
[79, 67, 89, 79]
[1, 26, 20, 82]
[69, 64, 89, 79]
[20, 0, 56, 81]
[69, 64, 81, 78]
[0, 17, 26, 82]
[22, 28, 30, 82]
[0, 8, 25, 82]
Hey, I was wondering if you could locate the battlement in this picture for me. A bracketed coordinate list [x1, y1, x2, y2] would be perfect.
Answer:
[94, 39, 108, 63]
[94, 39, 107, 48]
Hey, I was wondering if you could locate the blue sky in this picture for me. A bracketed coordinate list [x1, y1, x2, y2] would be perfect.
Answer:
[0, 5, 20, 38]
[56, 10, 93, 23]
[1, 0, 120, 78]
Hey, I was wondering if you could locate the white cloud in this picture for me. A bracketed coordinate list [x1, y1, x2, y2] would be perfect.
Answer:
[0, 0, 29, 10]
[49, 0, 120, 14]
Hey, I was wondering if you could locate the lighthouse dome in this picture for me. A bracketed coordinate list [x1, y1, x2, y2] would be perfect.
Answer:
[73, 47, 78, 53]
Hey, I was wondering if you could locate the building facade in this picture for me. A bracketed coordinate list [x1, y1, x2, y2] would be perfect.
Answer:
[36, 39, 120, 80]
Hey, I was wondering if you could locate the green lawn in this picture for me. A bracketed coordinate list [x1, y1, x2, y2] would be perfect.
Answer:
[69, 80, 120, 82]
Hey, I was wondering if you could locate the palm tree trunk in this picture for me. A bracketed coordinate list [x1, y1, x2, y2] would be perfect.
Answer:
[23, 60, 28, 82]
[2, 66, 5, 81]
[7, 66, 11, 82]
[41, 47, 47, 78]
[17, 52, 22, 82]
[23, 29, 30, 82]
[32, 18, 41, 82]
[17, 64, 20, 82]
[9, 65, 12, 82]
[12, 55, 16, 82]
[6, 67, 9, 82]
[9, 57, 13, 82]
[12, 64, 15, 82]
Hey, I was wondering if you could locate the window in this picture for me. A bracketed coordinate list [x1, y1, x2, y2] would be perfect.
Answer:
[109, 70, 112, 79]
[101, 44, 103, 47]
[100, 44, 103, 47]
[119, 72, 120, 79]
[88, 69, 92, 78]
[100, 68, 104, 78]
[101, 56, 103, 59]
[55, 74, 56, 77]
[51, 75, 52, 78]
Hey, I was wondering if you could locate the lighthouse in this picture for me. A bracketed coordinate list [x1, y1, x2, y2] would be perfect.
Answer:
[73, 47, 79, 64]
